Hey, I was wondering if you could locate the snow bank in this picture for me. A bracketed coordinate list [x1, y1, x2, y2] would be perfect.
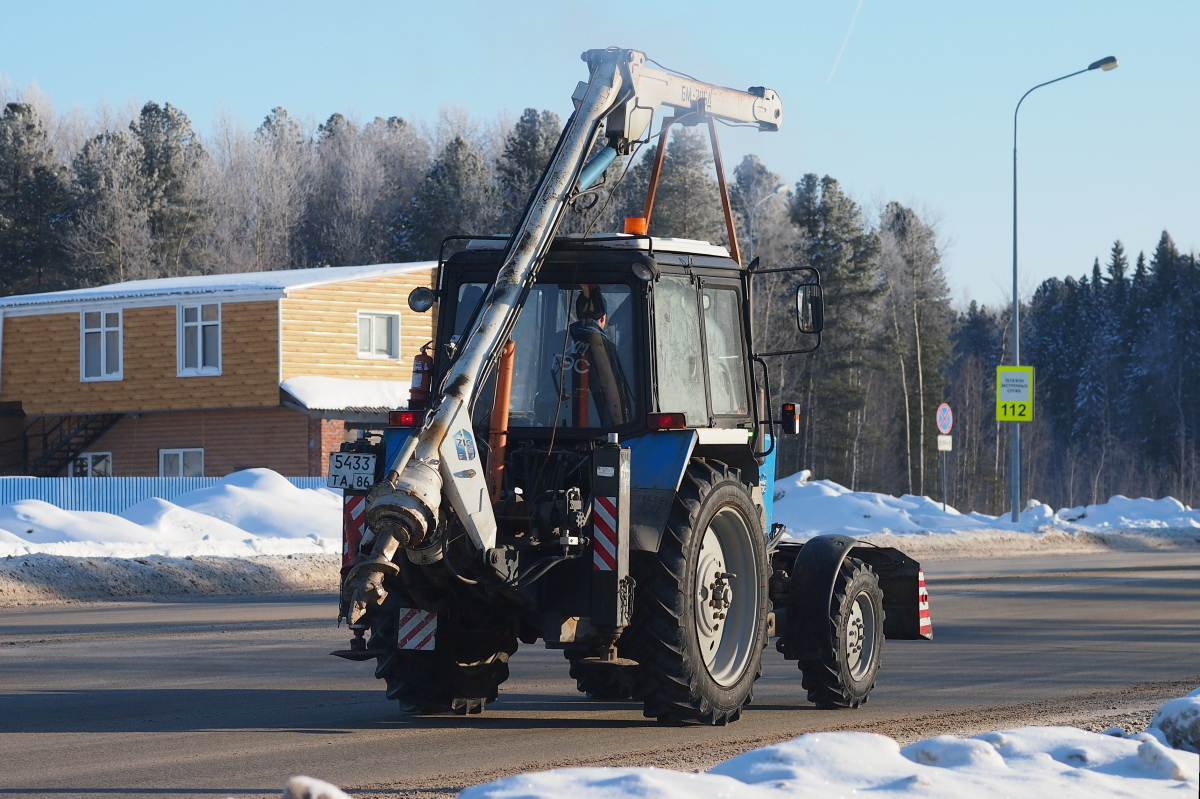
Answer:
[1150, 687, 1200, 754]
[0, 469, 341, 559]
[773, 470, 1200, 546]
[459, 726, 1198, 799]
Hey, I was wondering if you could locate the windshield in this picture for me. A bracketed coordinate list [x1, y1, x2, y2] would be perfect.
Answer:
[458, 281, 640, 430]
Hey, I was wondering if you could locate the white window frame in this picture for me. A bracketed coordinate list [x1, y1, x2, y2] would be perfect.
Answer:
[177, 302, 222, 377]
[70, 451, 113, 478]
[356, 311, 401, 360]
[159, 447, 205, 477]
[80, 309, 123, 382]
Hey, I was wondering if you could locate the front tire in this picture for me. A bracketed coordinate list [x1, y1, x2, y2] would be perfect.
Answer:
[799, 558, 884, 708]
[626, 460, 768, 725]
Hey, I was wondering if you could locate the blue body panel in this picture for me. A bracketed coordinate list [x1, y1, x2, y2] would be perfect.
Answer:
[384, 427, 417, 472]
[759, 435, 777, 530]
[624, 430, 697, 490]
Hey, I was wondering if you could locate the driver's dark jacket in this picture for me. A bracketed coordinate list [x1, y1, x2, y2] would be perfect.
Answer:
[569, 319, 635, 427]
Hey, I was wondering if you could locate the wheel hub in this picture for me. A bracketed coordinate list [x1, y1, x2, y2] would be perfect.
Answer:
[846, 601, 865, 669]
[845, 590, 877, 680]
[692, 507, 760, 687]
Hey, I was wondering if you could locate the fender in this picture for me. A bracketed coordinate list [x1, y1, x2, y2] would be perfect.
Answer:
[778, 533, 857, 661]
[624, 430, 696, 552]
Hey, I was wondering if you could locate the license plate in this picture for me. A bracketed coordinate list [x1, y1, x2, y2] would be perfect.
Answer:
[327, 452, 377, 490]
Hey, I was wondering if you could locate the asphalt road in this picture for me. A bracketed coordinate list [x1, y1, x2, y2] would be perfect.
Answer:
[1, 550, 1198, 798]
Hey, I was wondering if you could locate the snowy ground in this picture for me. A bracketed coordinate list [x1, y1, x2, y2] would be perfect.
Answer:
[284, 689, 1199, 799]
[774, 470, 1200, 556]
[0, 468, 341, 559]
[2, 467, 1198, 604]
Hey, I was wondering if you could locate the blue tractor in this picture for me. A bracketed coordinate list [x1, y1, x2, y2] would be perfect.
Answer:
[331, 48, 930, 725]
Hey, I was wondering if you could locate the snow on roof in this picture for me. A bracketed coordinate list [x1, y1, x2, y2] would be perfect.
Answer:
[464, 234, 732, 259]
[0, 262, 436, 311]
[281, 375, 409, 412]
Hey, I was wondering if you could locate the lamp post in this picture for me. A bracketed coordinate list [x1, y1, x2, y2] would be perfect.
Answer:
[748, 182, 787, 263]
[1010, 55, 1117, 522]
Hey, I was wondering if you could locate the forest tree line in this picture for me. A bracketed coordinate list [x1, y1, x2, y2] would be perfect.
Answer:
[1, 88, 1196, 510]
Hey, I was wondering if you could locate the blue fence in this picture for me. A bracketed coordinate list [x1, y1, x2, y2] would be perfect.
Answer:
[0, 476, 332, 515]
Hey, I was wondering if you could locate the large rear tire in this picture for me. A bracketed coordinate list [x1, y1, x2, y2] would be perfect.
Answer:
[369, 587, 517, 715]
[625, 459, 768, 725]
[799, 558, 884, 708]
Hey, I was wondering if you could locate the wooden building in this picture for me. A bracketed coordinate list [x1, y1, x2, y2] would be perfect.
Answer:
[0, 263, 436, 477]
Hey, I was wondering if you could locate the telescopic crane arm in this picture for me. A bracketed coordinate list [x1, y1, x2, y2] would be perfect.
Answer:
[344, 48, 782, 623]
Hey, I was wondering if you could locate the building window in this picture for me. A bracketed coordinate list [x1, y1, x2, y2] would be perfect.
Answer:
[160, 448, 204, 477]
[357, 312, 400, 359]
[179, 303, 221, 376]
[71, 452, 112, 478]
[81, 310, 122, 381]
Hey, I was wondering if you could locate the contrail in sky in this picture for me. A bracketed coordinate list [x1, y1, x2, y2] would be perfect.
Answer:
[827, 0, 865, 83]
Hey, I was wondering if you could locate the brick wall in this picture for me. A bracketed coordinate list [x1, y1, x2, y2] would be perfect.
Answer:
[308, 417, 346, 477]
[86, 407, 310, 477]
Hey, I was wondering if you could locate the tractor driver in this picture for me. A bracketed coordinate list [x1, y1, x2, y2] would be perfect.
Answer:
[569, 286, 634, 427]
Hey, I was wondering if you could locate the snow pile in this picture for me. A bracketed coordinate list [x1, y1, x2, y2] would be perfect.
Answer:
[773, 470, 1200, 542]
[1149, 687, 1200, 754]
[459, 727, 1198, 799]
[282, 375, 411, 411]
[0, 469, 341, 558]
[283, 775, 354, 799]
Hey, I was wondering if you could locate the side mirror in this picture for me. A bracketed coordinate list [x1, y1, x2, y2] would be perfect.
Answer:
[797, 283, 823, 334]
[408, 287, 437, 313]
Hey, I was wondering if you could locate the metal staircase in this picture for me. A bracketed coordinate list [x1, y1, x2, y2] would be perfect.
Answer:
[23, 414, 124, 477]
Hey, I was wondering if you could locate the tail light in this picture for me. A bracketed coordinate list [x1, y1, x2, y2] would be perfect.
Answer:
[780, 403, 800, 435]
[390, 410, 419, 427]
[647, 412, 688, 430]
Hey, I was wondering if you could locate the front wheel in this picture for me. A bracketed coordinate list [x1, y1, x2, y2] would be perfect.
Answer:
[625, 460, 768, 725]
[799, 558, 884, 708]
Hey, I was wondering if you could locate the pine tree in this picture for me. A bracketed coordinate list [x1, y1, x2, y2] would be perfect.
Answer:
[0, 102, 70, 294]
[65, 129, 153, 284]
[395, 135, 499, 260]
[621, 127, 723, 243]
[496, 108, 561, 230]
[130, 101, 211, 276]
[782, 174, 882, 483]
[730, 154, 790, 266]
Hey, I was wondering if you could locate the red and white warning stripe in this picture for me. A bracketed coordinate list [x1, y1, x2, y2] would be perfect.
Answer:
[341, 494, 367, 575]
[396, 608, 437, 651]
[918, 568, 933, 639]
[592, 495, 618, 571]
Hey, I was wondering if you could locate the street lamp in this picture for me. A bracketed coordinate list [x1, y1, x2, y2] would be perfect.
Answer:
[1010, 55, 1117, 522]
[748, 182, 787, 262]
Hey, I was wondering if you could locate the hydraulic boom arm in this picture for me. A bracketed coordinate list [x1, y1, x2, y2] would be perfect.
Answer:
[344, 48, 782, 623]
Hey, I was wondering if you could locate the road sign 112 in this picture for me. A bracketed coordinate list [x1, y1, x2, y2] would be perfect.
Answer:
[996, 365, 1034, 422]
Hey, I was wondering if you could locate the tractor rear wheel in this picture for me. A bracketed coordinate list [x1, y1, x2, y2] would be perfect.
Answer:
[369, 588, 517, 715]
[625, 459, 768, 725]
[799, 558, 884, 708]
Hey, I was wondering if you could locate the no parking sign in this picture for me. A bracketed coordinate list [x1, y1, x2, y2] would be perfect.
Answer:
[936, 403, 953, 435]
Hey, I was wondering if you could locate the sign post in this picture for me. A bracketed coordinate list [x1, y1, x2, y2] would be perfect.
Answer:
[935, 403, 953, 511]
[996, 366, 1035, 521]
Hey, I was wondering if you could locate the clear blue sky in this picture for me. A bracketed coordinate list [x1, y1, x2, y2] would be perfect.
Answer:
[3, 0, 1197, 308]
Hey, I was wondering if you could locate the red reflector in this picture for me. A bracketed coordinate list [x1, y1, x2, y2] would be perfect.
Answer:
[389, 410, 419, 427]
[647, 412, 688, 430]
